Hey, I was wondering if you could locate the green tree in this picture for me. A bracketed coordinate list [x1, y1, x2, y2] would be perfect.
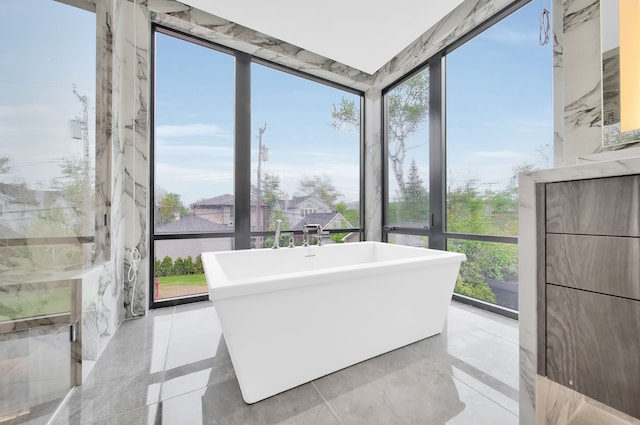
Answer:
[330, 97, 359, 130]
[194, 254, 203, 274]
[297, 174, 341, 206]
[332, 70, 428, 194]
[173, 257, 186, 276]
[252, 172, 282, 229]
[156, 190, 187, 226]
[335, 201, 359, 227]
[184, 256, 196, 275]
[399, 158, 429, 223]
[158, 256, 174, 277]
[269, 210, 290, 231]
[51, 158, 94, 236]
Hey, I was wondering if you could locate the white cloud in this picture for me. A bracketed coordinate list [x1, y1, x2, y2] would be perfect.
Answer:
[155, 123, 230, 139]
[155, 142, 233, 156]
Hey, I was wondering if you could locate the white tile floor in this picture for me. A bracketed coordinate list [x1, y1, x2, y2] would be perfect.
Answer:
[48, 300, 518, 425]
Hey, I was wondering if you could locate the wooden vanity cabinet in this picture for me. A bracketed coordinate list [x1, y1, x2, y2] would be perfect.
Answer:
[541, 175, 640, 419]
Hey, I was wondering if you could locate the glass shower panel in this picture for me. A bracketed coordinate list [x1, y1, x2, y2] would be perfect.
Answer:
[0, 0, 95, 421]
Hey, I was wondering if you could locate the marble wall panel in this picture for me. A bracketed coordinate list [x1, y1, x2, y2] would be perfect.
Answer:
[371, 0, 516, 90]
[147, 0, 371, 92]
[79, 262, 116, 382]
[95, 0, 113, 264]
[560, 0, 602, 165]
[363, 90, 383, 242]
[120, 0, 150, 318]
[518, 171, 538, 425]
[553, 0, 564, 166]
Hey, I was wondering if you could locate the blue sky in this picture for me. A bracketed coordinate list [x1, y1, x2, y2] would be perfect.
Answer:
[0, 0, 96, 189]
[394, 0, 552, 197]
[155, 35, 361, 206]
[445, 0, 552, 190]
[1, 0, 551, 207]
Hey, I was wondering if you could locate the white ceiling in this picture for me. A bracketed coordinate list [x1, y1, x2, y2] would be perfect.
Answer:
[181, 0, 466, 74]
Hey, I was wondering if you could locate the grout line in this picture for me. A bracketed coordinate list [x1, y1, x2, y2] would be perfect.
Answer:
[451, 374, 519, 417]
[311, 381, 346, 425]
[157, 306, 176, 397]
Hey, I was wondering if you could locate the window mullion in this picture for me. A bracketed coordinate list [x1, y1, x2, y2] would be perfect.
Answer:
[234, 52, 252, 249]
[429, 54, 445, 250]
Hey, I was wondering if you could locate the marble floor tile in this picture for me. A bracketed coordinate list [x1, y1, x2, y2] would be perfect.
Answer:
[446, 376, 519, 425]
[48, 300, 518, 425]
[313, 346, 465, 425]
[450, 301, 519, 344]
[164, 306, 222, 371]
[445, 315, 519, 389]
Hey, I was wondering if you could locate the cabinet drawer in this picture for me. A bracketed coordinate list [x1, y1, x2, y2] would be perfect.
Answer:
[546, 233, 640, 300]
[546, 285, 640, 419]
[546, 175, 640, 236]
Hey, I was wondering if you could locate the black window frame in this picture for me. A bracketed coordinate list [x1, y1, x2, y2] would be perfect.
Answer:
[150, 26, 364, 309]
[382, 0, 531, 320]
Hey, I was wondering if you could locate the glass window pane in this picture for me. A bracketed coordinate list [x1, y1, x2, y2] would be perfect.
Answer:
[387, 233, 428, 248]
[0, 0, 96, 271]
[447, 239, 518, 310]
[445, 2, 551, 236]
[154, 33, 234, 234]
[250, 63, 361, 247]
[253, 230, 360, 249]
[385, 68, 430, 228]
[154, 238, 233, 301]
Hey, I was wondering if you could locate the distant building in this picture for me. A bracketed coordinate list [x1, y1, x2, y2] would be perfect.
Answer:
[290, 212, 352, 231]
[190, 194, 234, 225]
[191, 194, 338, 231]
[275, 195, 333, 228]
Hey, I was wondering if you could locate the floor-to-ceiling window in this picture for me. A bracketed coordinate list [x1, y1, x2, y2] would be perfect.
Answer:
[251, 62, 361, 248]
[383, 0, 551, 315]
[152, 30, 235, 303]
[384, 67, 431, 248]
[0, 0, 96, 421]
[151, 28, 363, 306]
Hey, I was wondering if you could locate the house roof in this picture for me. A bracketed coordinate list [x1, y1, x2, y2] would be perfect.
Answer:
[155, 215, 232, 234]
[291, 212, 351, 231]
[0, 183, 39, 204]
[275, 195, 331, 210]
[191, 194, 234, 208]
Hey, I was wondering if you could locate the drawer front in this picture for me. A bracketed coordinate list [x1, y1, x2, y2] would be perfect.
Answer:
[546, 233, 640, 300]
[546, 175, 640, 236]
[546, 284, 640, 419]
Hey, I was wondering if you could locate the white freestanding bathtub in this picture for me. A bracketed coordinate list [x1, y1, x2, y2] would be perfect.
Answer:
[202, 241, 465, 403]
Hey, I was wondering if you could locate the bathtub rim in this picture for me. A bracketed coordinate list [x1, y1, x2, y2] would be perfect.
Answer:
[203, 241, 466, 301]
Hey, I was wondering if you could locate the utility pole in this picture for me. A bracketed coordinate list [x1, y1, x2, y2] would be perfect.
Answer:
[72, 85, 91, 265]
[72, 84, 89, 183]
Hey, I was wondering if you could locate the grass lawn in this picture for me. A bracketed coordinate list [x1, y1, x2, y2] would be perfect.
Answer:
[157, 274, 207, 286]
